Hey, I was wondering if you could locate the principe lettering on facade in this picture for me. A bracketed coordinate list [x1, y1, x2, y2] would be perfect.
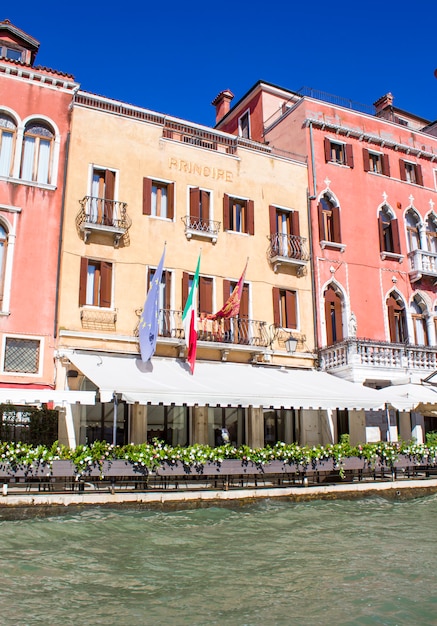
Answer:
[169, 158, 233, 182]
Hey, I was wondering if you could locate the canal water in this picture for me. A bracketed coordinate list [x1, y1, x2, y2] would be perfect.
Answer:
[0, 496, 436, 625]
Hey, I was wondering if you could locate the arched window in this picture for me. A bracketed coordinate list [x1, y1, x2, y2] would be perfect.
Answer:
[425, 214, 437, 254]
[20, 121, 54, 184]
[386, 292, 407, 343]
[0, 223, 8, 307]
[410, 297, 429, 346]
[405, 210, 421, 252]
[0, 113, 16, 178]
[379, 206, 401, 254]
[318, 194, 341, 244]
[324, 284, 344, 345]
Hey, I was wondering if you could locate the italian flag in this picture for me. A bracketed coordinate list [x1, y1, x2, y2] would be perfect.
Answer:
[182, 253, 201, 374]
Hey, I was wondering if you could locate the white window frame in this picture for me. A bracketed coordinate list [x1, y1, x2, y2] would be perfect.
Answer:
[238, 109, 251, 139]
[150, 177, 174, 220]
[329, 139, 346, 165]
[0, 204, 20, 314]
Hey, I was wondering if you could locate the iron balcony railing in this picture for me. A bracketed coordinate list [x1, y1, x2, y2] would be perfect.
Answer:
[181, 215, 221, 238]
[77, 196, 132, 231]
[136, 309, 270, 348]
[319, 338, 437, 373]
[268, 233, 310, 262]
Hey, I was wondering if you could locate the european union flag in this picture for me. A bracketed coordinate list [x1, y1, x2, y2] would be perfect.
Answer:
[139, 246, 166, 362]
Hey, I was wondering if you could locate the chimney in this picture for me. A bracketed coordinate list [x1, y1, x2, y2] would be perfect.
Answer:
[212, 89, 234, 124]
[374, 92, 394, 115]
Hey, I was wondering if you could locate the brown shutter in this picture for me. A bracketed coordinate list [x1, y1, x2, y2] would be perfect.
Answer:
[190, 187, 200, 218]
[387, 296, 397, 342]
[416, 164, 423, 186]
[362, 148, 370, 172]
[100, 262, 112, 308]
[285, 290, 297, 329]
[223, 194, 230, 230]
[167, 183, 174, 220]
[182, 272, 189, 309]
[269, 205, 277, 235]
[240, 284, 249, 318]
[291, 211, 300, 236]
[345, 144, 354, 168]
[318, 202, 325, 240]
[332, 206, 342, 243]
[324, 137, 331, 162]
[399, 159, 406, 181]
[199, 277, 213, 315]
[223, 279, 231, 306]
[382, 154, 390, 177]
[272, 287, 280, 326]
[334, 298, 343, 341]
[378, 213, 385, 252]
[247, 199, 255, 235]
[142, 177, 152, 215]
[391, 218, 401, 254]
[200, 190, 209, 221]
[79, 257, 88, 306]
[104, 170, 115, 224]
[164, 271, 171, 309]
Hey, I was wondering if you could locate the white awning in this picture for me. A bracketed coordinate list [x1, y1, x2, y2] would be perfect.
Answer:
[0, 389, 96, 407]
[66, 351, 384, 410]
[379, 382, 437, 411]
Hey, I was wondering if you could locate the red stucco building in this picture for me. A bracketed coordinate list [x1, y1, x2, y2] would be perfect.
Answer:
[0, 20, 78, 406]
[215, 82, 437, 441]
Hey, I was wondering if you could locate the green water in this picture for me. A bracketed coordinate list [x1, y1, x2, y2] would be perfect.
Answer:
[0, 497, 436, 625]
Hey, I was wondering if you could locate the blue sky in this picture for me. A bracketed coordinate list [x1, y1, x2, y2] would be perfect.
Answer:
[5, 2, 437, 127]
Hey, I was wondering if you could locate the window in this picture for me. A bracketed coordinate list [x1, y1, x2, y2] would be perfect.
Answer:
[410, 297, 429, 346]
[223, 279, 249, 318]
[426, 215, 437, 254]
[147, 267, 172, 336]
[142, 178, 174, 219]
[3, 337, 40, 374]
[324, 138, 354, 167]
[269, 205, 301, 257]
[378, 206, 401, 254]
[264, 409, 297, 445]
[405, 210, 421, 252]
[223, 194, 254, 235]
[400, 159, 423, 186]
[363, 148, 390, 176]
[0, 113, 16, 178]
[20, 121, 54, 184]
[324, 285, 344, 345]
[318, 194, 342, 244]
[189, 187, 211, 223]
[273, 287, 297, 329]
[0, 44, 24, 62]
[209, 407, 245, 447]
[238, 111, 250, 139]
[386, 293, 407, 343]
[88, 168, 116, 226]
[79, 258, 112, 308]
[182, 272, 213, 317]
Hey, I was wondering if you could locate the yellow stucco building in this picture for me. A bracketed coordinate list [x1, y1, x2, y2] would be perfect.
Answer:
[55, 91, 378, 449]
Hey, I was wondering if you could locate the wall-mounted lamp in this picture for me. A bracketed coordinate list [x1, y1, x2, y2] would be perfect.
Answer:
[285, 336, 298, 354]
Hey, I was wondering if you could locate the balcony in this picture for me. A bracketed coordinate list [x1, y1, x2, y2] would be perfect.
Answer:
[408, 249, 437, 282]
[181, 216, 220, 243]
[77, 196, 132, 247]
[319, 338, 437, 384]
[135, 309, 270, 357]
[268, 233, 310, 274]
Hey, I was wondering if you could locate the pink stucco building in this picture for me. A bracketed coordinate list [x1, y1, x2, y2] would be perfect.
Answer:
[0, 20, 78, 401]
[215, 82, 437, 441]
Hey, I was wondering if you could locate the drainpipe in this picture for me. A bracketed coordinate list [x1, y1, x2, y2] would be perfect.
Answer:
[307, 121, 319, 364]
[54, 130, 71, 340]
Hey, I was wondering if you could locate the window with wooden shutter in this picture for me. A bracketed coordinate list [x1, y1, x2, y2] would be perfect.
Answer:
[386, 294, 407, 343]
[272, 287, 297, 329]
[324, 137, 332, 162]
[223, 194, 231, 230]
[382, 154, 390, 177]
[399, 159, 407, 181]
[319, 195, 341, 243]
[345, 144, 354, 168]
[79, 258, 112, 308]
[144, 178, 175, 219]
[199, 276, 213, 316]
[415, 164, 423, 186]
[324, 285, 343, 345]
[362, 148, 371, 172]
[226, 196, 254, 234]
